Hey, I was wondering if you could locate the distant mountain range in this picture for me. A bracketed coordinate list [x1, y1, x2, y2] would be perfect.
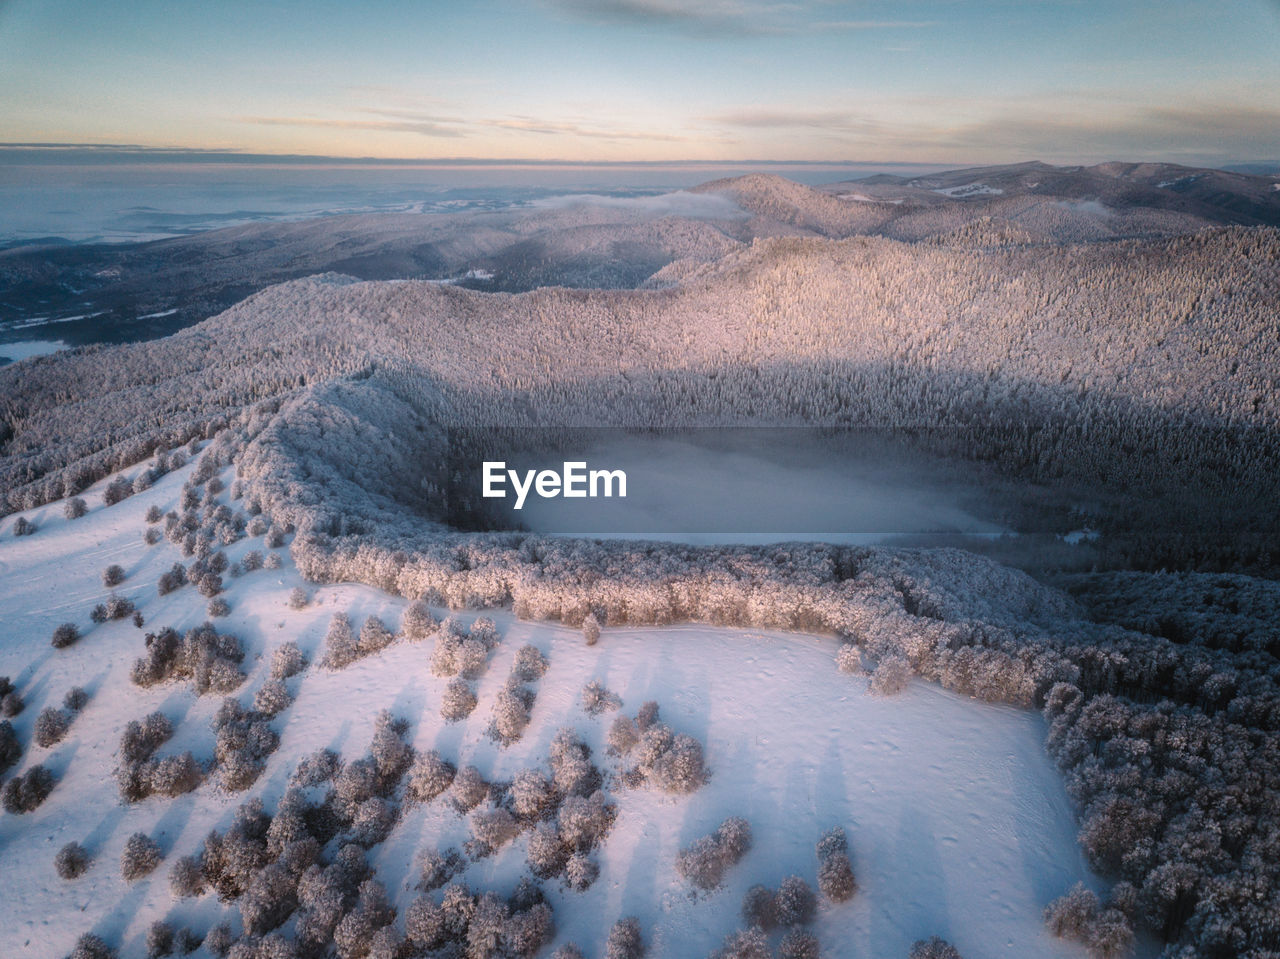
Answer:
[2, 160, 1278, 348]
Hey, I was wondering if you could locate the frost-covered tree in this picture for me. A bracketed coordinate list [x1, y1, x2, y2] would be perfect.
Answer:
[55, 841, 92, 880]
[270, 640, 307, 679]
[34, 706, 71, 747]
[320, 613, 358, 670]
[51, 622, 79, 649]
[2, 763, 55, 812]
[512, 644, 549, 682]
[441, 678, 478, 722]
[64, 497, 88, 519]
[582, 612, 601, 647]
[120, 832, 163, 881]
[102, 564, 126, 587]
[908, 937, 964, 959]
[450, 765, 489, 813]
[605, 916, 644, 959]
[582, 679, 621, 715]
[774, 876, 816, 926]
[287, 587, 309, 610]
[406, 750, 456, 805]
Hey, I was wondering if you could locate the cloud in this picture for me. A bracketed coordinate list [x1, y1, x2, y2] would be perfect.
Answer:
[544, 0, 936, 36]
[702, 97, 1280, 164]
[479, 116, 690, 142]
[239, 115, 467, 138]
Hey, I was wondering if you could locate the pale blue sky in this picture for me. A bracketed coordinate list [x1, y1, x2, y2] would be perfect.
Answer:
[2, 0, 1278, 163]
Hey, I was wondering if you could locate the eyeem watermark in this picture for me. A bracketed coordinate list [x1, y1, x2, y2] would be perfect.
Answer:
[482, 461, 627, 510]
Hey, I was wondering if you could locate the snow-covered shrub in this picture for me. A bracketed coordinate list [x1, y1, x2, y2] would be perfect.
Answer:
[551, 945, 585, 959]
[270, 640, 307, 679]
[212, 698, 278, 792]
[405, 750, 456, 805]
[582, 612, 601, 646]
[774, 876, 816, 926]
[145, 504, 163, 523]
[172, 928, 201, 955]
[157, 562, 187, 595]
[528, 823, 569, 879]
[504, 901, 555, 956]
[429, 618, 468, 676]
[34, 706, 71, 747]
[449, 765, 489, 813]
[512, 644, 549, 682]
[67, 933, 116, 959]
[62, 686, 88, 713]
[908, 938, 964, 959]
[264, 526, 285, 548]
[0, 719, 19, 774]
[197, 573, 223, 598]
[608, 715, 640, 755]
[253, 679, 292, 717]
[169, 854, 205, 897]
[405, 896, 446, 951]
[51, 622, 79, 649]
[263, 552, 282, 570]
[65, 497, 88, 520]
[144, 527, 162, 545]
[778, 929, 821, 959]
[675, 817, 751, 890]
[815, 825, 847, 860]
[369, 710, 413, 790]
[13, 516, 36, 536]
[103, 564, 126, 587]
[208, 597, 230, 617]
[836, 643, 866, 674]
[1045, 882, 1099, 939]
[2, 763, 55, 812]
[605, 917, 644, 959]
[55, 841, 92, 879]
[646, 731, 706, 793]
[470, 806, 520, 852]
[742, 885, 777, 929]
[400, 600, 437, 641]
[320, 613, 358, 670]
[287, 587, 309, 610]
[869, 654, 912, 695]
[441, 678, 477, 722]
[357, 616, 394, 657]
[1, 690, 24, 717]
[470, 616, 500, 649]
[509, 768, 556, 820]
[291, 747, 340, 787]
[711, 928, 770, 959]
[248, 516, 268, 537]
[417, 847, 466, 892]
[582, 679, 621, 715]
[130, 623, 245, 694]
[457, 638, 490, 680]
[818, 850, 857, 902]
[565, 851, 599, 892]
[241, 550, 263, 572]
[120, 832, 163, 880]
[490, 681, 534, 745]
[145, 921, 173, 959]
[240, 862, 299, 936]
[558, 791, 616, 852]
[203, 923, 233, 957]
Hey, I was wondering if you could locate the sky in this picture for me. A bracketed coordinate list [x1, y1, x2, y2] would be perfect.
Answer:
[1, 0, 1279, 166]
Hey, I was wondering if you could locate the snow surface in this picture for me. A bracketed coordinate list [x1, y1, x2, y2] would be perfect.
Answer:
[932, 184, 1004, 198]
[0, 339, 68, 362]
[0, 459, 1110, 958]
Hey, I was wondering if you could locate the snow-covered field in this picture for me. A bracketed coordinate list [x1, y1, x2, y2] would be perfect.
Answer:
[0, 458, 1108, 958]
